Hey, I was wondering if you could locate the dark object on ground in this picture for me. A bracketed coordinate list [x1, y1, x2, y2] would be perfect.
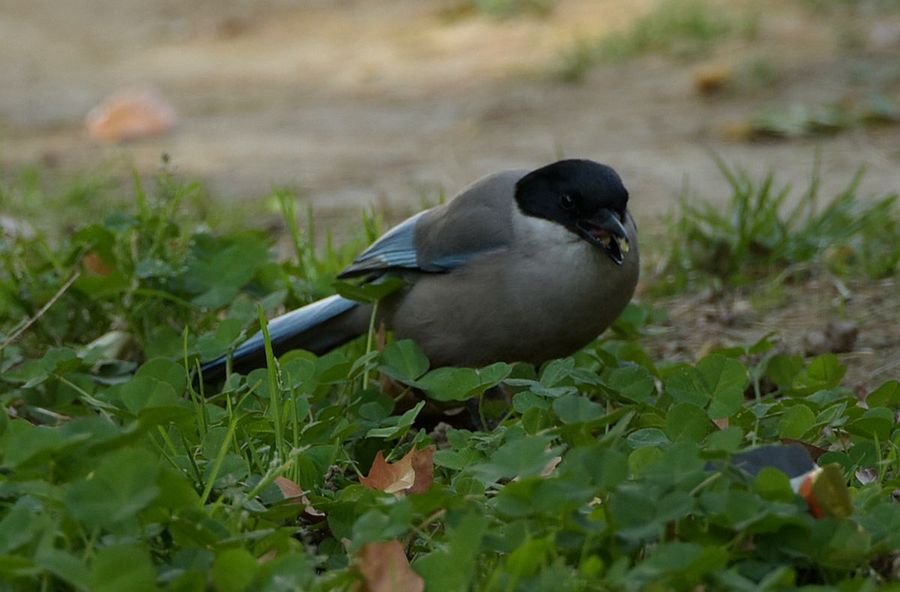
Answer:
[716, 444, 852, 519]
[803, 319, 859, 356]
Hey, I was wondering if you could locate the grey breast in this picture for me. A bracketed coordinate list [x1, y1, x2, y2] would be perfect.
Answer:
[382, 172, 640, 368]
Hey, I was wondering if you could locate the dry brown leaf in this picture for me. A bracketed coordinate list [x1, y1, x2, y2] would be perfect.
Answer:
[274, 476, 305, 500]
[356, 541, 424, 592]
[86, 88, 176, 143]
[375, 321, 388, 351]
[540, 456, 562, 477]
[406, 446, 435, 494]
[512, 454, 560, 482]
[693, 63, 732, 95]
[274, 476, 325, 522]
[361, 451, 415, 494]
[360, 446, 435, 496]
[83, 251, 112, 277]
[720, 121, 755, 142]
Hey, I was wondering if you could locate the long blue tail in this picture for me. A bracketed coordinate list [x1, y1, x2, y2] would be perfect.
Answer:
[200, 295, 365, 381]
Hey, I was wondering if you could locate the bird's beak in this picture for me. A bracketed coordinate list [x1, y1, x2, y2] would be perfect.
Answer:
[575, 209, 630, 265]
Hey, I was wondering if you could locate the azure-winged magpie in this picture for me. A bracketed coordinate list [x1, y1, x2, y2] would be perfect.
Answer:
[201, 159, 639, 379]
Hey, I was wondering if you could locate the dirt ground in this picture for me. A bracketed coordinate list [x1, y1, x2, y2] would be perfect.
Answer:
[1, 0, 898, 383]
[3, 0, 899, 223]
[644, 276, 899, 393]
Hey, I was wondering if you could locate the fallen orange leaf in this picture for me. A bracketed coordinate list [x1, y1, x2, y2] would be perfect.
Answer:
[85, 88, 176, 143]
[360, 446, 435, 496]
[356, 541, 424, 592]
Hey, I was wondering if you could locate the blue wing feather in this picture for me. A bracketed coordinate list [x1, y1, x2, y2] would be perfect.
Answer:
[199, 294, 359, 379]
[230, 295, 358, 359]
[337, 208, 497, 278]
[200, 295, 359, 380]
[338, 171, 519, 279]
[338, 211, 429, 278]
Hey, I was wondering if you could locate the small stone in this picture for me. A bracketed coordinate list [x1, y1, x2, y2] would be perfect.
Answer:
[0, 215, 35, 240]
[855, 468, 878, 486]
[429, 422, 453, 449]
[870, 23, 900, 50]
[803, 330, 829, 357]
[803, 320, 859, 356]
[723, 298, 755, 326]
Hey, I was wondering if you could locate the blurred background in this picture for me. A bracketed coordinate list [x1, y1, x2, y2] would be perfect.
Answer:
[2, 0, 899, 230]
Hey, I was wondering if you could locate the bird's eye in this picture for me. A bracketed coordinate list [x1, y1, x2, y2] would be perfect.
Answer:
[559, 194, 575, 210]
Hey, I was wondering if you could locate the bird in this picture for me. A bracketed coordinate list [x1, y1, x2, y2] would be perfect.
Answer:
[200, 159, 639, 380]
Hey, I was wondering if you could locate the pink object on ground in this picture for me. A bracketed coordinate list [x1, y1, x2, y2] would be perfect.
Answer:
[85, 88, 176, 143]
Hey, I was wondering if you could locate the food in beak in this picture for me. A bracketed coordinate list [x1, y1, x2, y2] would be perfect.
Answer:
[575, 211, 630, 265]
[586, 225, 628, 253]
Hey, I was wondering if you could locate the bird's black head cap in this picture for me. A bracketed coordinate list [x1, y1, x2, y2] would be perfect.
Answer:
[515, 159, 632, 264]
[514, 159, 628, 224]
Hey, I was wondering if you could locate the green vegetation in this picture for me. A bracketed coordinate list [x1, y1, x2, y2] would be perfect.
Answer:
[735, 55, 781, 93]
[556, 0, 756, 82]
[0, 165, 898, 590]
[655, 156, 899, 292]
[798, 0, 900, 15]
[598, 0, 742, 62]
[745, 96, 900, 140]
[450, 0, 557, 19]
